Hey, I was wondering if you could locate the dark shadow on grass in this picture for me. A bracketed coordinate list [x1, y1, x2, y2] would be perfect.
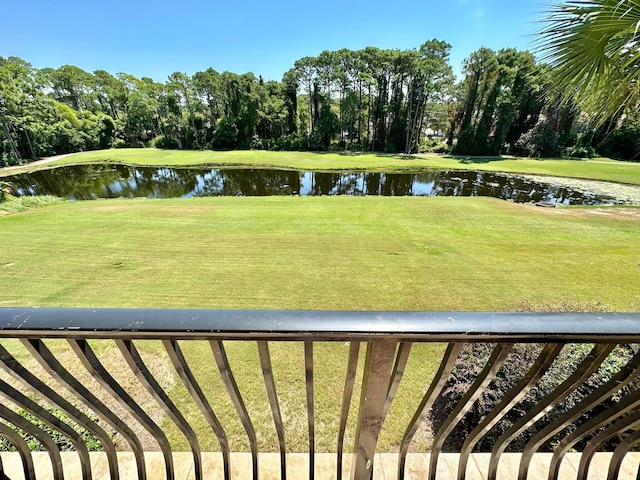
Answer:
[304, 150, 409, 160]
[444, 155, 508, 164]
[444, 155, 592, 164]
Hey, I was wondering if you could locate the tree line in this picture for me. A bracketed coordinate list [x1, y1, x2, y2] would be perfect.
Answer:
[1, 36, 639, 165]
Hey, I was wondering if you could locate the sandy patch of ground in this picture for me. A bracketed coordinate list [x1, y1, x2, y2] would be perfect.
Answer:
[0, 154, 74, 175]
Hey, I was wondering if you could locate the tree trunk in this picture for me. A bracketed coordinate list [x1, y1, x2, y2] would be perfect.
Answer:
[23, 127, 37, 160]
[0, 114, 21, 162]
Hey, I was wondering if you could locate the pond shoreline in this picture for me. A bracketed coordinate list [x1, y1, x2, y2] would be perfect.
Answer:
[517, 174, 640, 205]
[3, 163, 635, 205]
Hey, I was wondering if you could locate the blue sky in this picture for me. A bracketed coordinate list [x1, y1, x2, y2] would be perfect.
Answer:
[2, 0, 546, 82]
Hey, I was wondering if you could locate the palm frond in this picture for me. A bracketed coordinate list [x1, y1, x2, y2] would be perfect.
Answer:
[536, 0, 640, 125]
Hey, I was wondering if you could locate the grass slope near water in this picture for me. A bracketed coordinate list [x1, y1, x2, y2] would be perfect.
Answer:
[1, 196, 639, 310]
[3, 148, 640, 185]
[1, 196, 639, 452]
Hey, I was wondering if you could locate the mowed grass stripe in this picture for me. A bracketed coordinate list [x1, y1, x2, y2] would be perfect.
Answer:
[1, 196, 639, 310]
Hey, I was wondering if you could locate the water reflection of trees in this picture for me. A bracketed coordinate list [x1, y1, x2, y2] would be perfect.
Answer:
[4, 165, 618, 205]
[310, 172, 416, 196]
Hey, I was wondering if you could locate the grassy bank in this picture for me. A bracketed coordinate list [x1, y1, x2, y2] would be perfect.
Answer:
[1, 196, 639, 451]
[3, 148, 640, 185]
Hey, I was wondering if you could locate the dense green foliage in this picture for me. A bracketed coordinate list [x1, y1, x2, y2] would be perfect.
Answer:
[0, 42, 454, 164]
[451, 49, 543, 156]
[3, 1, 640, 165]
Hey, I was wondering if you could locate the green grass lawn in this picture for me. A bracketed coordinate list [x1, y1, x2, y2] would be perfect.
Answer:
[4, 148, 640, 185]
[2, 196, 638, 310]
[1, 195, 639, 452]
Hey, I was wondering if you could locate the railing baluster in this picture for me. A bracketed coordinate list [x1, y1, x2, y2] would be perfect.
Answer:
[210, 340, 259, 480]
[116, 339, 203, 479]
[607, 427, 640, 480]
[0, 309, 637, 480]
[69, 339, 175, 480]
[521, 350, 640, 479]
[577, 414, 640, 480]
[429, 343, 513, 480]
[305, 341, 315, 480]
[398, 343, 463, 480]
[488, 343, 615, 480]
[0, 378, 92, 479]
[0, 403, 64, 480]
[550, 387, 640, 480]
[457, 343, 563, 480]
[258, 340, 287, 480]
[337, 341, 360, 480]
[22, 339, 145, 480]
[164, 340, 231, 480]
[351, 338, 398, 480]
[0, 344, 120, 480]
[383, 342, 412, 419]
[0, 421, 36, 480]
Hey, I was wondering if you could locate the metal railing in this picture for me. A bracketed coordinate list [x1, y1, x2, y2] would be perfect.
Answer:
[0, 308, 639, 480]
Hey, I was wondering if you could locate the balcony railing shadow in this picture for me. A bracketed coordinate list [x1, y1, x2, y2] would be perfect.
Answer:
[0, 308, 639, 480]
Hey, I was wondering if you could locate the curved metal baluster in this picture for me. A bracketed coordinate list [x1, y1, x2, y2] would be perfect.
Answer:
[382, 342, 412, 419]
[577, 413, 640, 480]
[0, 344, 119, 480]
[22, 339, 145, 480]
[0, 421, 36, 480]
[305, 342, 315, 480]
[607, 427, 640, 480]
[164, 340, 230, 480]
[398, 343, 462, 480]
[0, 403, 64, 480]
[519, 350, 640, 480]
[210, 340, 259, 480]
[429, 343, 513, 480]
[337, 342, 360, 480]
[69, 339, 175, 480]
[488, 343, 615, 480]
[117, 340, 202, 479]
[0, 378, 92, 479]
[458, 344, 563, 480]
[351, 339, 399, 480]
[258, 341, 287, 480]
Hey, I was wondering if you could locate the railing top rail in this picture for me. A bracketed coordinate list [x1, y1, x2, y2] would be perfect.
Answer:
[0, 308, 639, 342]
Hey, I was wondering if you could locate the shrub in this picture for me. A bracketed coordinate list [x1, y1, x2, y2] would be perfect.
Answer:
[273, 133, 305, 151]
[152, 134, 180, 150]
[564, 145, 595, 158]
[419, 138, 449, 153]
[512, 121, 561, 157]
[210, 117, 239, 150]
[597, 123, 640, 161]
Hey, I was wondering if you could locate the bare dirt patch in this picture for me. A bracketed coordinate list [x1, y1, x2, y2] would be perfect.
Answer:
[75, 203, 218, 216]
[582, 208, 640, 219]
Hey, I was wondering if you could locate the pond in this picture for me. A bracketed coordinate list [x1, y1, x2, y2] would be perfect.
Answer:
[3, 164, 624, 205]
